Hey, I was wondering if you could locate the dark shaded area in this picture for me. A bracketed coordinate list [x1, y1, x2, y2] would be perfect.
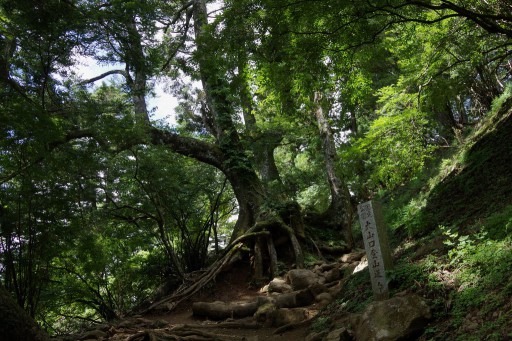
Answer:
[418, 108, 512, 234]
[0, 285, 49, 341]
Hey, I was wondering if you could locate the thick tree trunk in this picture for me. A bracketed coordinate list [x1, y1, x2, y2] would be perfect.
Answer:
[225, 167, 265, 240]
[192, 0, 267, 241]
[0, 286, 49, 341]
[139, 0, 306, 280]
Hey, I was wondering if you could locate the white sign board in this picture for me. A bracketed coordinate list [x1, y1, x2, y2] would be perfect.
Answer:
[357, 200, 393, 300]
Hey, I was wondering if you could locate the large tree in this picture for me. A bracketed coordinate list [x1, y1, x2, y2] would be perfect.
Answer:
[73, 0, 356, 269]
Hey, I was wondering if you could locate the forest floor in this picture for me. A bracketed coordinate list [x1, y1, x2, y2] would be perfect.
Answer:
[141, 262, 316, 340]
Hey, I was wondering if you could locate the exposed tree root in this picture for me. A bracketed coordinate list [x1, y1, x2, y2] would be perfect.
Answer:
[179, 321, 260, 329]
[127, 327, 239, 341]
[143, 229, 272, 313]
[142, 215, 306, 314]
[192, 300, 260, 320]
[272, 316, 314, 335]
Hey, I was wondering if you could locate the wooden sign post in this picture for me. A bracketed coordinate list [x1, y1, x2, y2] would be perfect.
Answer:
[357, 200, 393, 300]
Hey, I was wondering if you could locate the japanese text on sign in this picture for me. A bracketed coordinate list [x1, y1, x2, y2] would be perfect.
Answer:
[357, 201, 391, 300]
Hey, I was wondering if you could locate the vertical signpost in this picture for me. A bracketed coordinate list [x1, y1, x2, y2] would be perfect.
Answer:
[357, 200, 393, 300]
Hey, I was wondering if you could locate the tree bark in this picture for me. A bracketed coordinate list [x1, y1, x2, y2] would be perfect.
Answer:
[313, 92, 354, 249]
[0, 285, 49, 341]
[192, 0, 268, 240]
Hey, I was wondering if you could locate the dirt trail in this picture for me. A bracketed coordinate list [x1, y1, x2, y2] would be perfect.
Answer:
[143, 263, 314, 340]
[59, 255, 364, 340]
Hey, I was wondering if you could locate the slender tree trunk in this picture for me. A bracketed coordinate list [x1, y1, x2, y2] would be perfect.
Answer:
[313, 92, 354, 249]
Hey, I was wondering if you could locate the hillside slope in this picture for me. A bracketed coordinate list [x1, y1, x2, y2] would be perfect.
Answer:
[420, 101, 512, 235]
[328, 98, 512, 340]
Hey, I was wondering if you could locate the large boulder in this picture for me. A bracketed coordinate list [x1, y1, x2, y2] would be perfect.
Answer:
[254, 302, 277, 323]
[355, 294, 431, 341]
[286, 269, 319, 290]
[272, 288, 315, 308]
[323, 267, 341, 283]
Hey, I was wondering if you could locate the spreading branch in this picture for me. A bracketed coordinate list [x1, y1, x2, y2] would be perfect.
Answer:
[150, 127, 225, 170]
[79, 69, 128, 85]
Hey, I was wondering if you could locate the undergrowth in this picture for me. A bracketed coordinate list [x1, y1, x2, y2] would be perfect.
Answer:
[326, 92, 512, 340]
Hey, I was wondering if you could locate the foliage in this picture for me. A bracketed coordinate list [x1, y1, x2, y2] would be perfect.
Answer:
[332, 269, 373, 313]
[441, 231, 512, 340]
[353, 104, 436, 189]
[362, 99, 512, 339]
[311, 316, 331, 333]
[481, 205, 512, 240]
[1, 0, 512, 336]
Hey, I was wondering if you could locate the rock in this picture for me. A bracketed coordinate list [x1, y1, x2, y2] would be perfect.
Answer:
[259, 284, 269, 293]
[305, 331, 328, 341]
[328, 280, 344, 298]
[257, 296, 273, 305]
[308, 282, 328, 297]
[340, 250, 366, 263]
[269, 308, 308, 327]
[324, 268, 341, 283]
[313, 264, 323, 275]
[287, 269, 319, 290]
[268, 277, 293, 293]
[352, 256, 368, 274]
[272, 292, 296, 308]
[273, 288, 315, 308]
[355, 294, 431, 341]
[254, 302, 277, 323]
[296, 288, 315, 306]
[326, 327, 352, 341]
[315, 292, 333, 304]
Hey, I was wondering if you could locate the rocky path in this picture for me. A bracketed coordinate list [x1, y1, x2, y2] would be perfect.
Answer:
[53, 250, 431, 341]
